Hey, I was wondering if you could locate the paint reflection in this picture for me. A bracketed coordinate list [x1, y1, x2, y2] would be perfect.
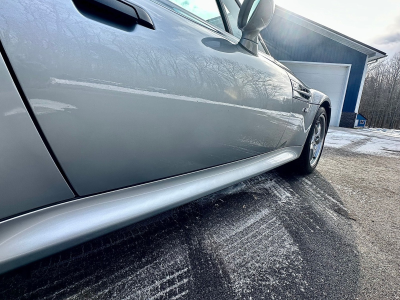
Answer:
[0, 0, 291, 112]
[0, 0, 308, 194]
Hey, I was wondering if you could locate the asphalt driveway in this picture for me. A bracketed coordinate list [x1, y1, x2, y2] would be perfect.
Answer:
[0, 128, 399, 300]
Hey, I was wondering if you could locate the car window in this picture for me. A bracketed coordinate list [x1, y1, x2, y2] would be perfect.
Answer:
[220, 0, 266, 54]
[168, 0, 226, 31]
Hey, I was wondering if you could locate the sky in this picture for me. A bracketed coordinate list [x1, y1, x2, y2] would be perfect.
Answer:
[275, 0, 400, 58]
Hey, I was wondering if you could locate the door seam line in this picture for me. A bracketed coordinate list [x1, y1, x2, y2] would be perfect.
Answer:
[0, 40, 78, 197]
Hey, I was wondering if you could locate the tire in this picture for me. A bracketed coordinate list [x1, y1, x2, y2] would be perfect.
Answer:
[289, 107, 328, 174]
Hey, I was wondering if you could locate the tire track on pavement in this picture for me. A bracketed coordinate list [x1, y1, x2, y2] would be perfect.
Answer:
[0, 170, 360, 300]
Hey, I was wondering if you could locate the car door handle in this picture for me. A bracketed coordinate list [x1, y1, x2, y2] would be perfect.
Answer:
[74, 0, 155, 30]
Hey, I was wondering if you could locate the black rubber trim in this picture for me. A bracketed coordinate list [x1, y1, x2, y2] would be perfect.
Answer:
[216, 0, 232, 34]
[0, 40, 78, 197]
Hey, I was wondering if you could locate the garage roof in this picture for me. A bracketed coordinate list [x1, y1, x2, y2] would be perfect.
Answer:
[275, 6, 387, 62]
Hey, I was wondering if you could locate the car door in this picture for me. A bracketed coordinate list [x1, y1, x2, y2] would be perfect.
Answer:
[0, 0, 292, 197]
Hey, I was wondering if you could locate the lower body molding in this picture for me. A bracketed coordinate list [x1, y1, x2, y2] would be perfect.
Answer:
[0, 146, 301, 274]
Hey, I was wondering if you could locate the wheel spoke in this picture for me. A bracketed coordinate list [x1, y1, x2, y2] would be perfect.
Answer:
[309, 147, 314, 160]
[309, 114, 326, 167]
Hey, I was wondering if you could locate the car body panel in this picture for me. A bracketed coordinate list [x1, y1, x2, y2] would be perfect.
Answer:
[0, 52, 75, 220]
[0, 0, 331, 274]
[279, 72, 331, 147]
[279, 98, 319, 147]
[310, 89, 332, 107]
[0, 0, 292, 197]
[0, 146, 301, 274]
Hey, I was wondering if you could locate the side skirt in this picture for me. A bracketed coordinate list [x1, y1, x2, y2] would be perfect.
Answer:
[0, 146, 301, 274]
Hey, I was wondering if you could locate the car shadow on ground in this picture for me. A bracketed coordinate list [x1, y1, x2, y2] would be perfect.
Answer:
[0, 169, 360, 300]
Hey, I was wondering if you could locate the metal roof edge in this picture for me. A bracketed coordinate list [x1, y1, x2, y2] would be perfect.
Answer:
[274, 6, 387, 60]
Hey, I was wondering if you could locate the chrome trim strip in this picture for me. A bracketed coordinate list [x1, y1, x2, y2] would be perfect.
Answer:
[0, 147, 301, 274]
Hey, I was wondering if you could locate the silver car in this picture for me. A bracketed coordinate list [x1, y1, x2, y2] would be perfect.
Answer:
[0, 0, 330, 273]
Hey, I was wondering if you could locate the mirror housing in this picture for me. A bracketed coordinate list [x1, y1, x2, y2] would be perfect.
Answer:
[238, 0, 275, 55]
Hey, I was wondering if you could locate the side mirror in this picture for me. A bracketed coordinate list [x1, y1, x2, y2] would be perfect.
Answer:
[238, 0, 275, 55]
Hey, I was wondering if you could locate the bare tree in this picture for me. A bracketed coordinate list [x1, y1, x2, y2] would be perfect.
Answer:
[359, 52, 400, 129]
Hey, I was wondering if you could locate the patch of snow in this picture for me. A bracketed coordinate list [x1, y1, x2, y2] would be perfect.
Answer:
[325, 128, 400, 157]
[360, 128, 400, 139]
[356, 137, 400, 156]
[324, 129, 365, 149]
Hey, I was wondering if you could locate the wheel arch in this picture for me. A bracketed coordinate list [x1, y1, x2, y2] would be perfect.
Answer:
[320, 101, 331, 130]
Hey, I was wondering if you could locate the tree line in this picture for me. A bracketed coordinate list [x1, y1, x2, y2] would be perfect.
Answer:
[359, 52, 400, 129]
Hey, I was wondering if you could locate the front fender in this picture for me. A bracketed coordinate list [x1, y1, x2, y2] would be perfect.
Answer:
[282, 89, 331, 149]
[310, 89, 331, 107]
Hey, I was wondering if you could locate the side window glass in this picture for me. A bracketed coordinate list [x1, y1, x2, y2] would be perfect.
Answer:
[168, 0, 225, 31]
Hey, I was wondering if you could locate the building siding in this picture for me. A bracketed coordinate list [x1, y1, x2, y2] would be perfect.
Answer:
[261, 14, 367, 113]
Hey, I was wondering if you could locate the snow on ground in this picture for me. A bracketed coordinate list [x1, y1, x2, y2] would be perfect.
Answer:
[325, 127, 400, 157]
[362, 128, 400, 138]
[324, 130, 365, 149]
